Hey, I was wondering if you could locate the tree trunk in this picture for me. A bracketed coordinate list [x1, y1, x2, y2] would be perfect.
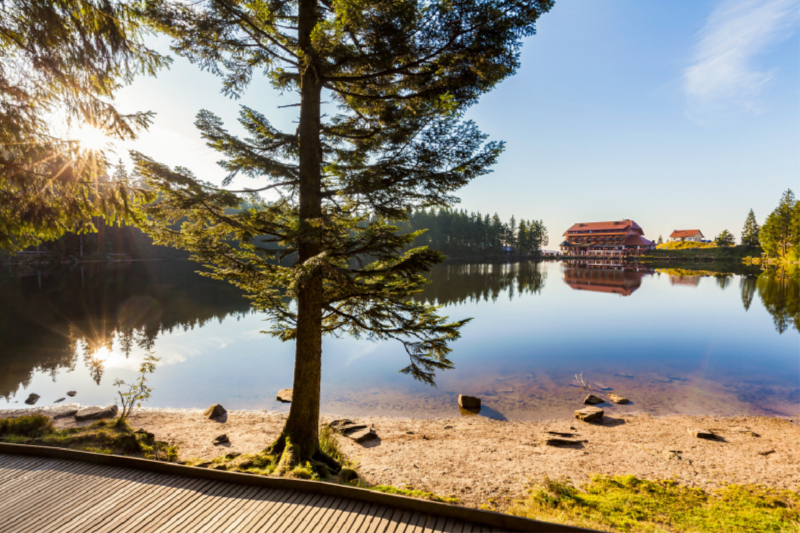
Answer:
[267, 0, 335, 474]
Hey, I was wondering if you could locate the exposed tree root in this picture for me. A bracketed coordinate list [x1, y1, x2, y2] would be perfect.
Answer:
[266, 432, 341, 478]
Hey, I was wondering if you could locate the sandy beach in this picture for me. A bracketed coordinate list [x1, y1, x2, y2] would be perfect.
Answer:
[5, 405, 798, 510]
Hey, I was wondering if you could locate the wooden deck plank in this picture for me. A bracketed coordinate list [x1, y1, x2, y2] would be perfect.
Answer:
[54, 470, 168, 533]
[8, 465, 149, 533]
[129, 477, 223, 533]
[212, 485, 277, 533]
[290, 493, 336, 533]
[241, 489, 303, 533]
[0, 462, 121, 519]
[156, 479, 247, 533]
[248, 489, 308, 533]
[308, 494, 351, 533]
[0, 454, 563, 533]
[336, 498, 369, 533]
[218, 487, 282, 533]
[79, 472, 203, 533]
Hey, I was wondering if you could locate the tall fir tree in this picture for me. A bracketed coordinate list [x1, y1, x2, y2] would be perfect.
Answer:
[760, 190, 798, 259]
[741, 209, 760, 247]
[0, 0, 169, 251]
[137, 0, 552, 472]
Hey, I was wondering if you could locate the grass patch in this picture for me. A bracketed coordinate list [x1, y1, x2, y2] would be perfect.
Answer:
[0, 416, 178, 461]
[355, 483, 460, 504]
[509, 475, 800, 533]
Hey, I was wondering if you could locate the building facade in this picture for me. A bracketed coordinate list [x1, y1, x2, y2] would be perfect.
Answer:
[669, 229, 704, 242]
[559, 219, 656, 256]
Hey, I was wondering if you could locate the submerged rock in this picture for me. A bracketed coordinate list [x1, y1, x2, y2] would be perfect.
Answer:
[688, 428, 715, 440]
[458, 395, 481, 409]
[53, 397, 66, 404]
[53, 409, 78, 419]
[276, 389, 293, 403]
[583, 394, 604, 405]
[66, 391, 77, 397]
[203, 404, 227, 419]
[574, 406, 604, 422]
[75, 405, 118, 421]
[608, 393, 630, 404]
[24, 393, 40, 405]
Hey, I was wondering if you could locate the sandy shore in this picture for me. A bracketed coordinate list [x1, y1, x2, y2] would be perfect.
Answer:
[3, 405, 799, 509]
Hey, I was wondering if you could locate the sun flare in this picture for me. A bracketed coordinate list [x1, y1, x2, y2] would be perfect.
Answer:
[73, 125, 109, 151]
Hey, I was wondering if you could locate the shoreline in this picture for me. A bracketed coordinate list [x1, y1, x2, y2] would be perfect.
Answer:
[4, 405, 798, 510]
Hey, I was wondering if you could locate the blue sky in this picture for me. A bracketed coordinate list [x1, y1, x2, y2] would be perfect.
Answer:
[114, 0, 799, 246]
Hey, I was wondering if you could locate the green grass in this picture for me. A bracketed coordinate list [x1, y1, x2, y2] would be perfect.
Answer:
[644, 244, 760, 261]
[0, 416, 178, 461]
[508, 475, 800, 533]
[356, 483, 460, 504]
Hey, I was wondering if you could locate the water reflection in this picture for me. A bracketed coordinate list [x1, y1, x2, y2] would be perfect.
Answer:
[756, 267, 799, 334]
[0, 261, 250, 400]
[416, 261, 546, 305]
[562, 261, 653, 296]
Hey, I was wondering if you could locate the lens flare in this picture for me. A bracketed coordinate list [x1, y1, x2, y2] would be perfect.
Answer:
[73, 126, 109, 151]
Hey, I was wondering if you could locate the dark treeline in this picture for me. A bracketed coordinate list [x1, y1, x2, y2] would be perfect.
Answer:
[383, 209, 548, 257]
[416, 261, 547, 306]
[0, 261, 250, 399]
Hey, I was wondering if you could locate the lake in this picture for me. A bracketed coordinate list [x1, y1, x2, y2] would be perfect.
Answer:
[1, 260, 797, 420]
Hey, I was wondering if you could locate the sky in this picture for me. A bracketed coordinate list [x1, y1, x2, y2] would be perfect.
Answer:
[111, 0, 800, 246]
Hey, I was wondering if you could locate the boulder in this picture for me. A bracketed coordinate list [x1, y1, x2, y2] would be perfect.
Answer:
[276, 389, 293, 403]
[608, 393, 630, 404]
[66, 391, 77, 397]
[53, 398, 66, 404]
[688, 428, 715, 440]
[75, 405, 118, 421]
[53, 409, 79, 419]
[574, 406, 604, 422]
[345, 427, 377, 443]
[757, 449, 775, 456]
[546, 431, 577, 438]
[339, 468, 359, 482]
[213, 434, 230, 445]
[203, 404, 227, 419]
[458, 395, 481, 409]
[328, 419, 354, 430]
[24, 393, 40, 405]
[583, 394, 604, 405]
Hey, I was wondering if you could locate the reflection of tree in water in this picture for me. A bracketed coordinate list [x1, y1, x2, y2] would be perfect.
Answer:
[0, 261, 251, 399]
[756, 267, 800, 334]
[415, 261, 546, 306]
[740, 276, 757, 311]
[715, 274, 732, 290]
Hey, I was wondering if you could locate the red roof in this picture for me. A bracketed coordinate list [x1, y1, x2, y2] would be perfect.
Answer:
[670, 229, 703, 238]
[563, 220, 643, 236]
[623, 234, 655, 246]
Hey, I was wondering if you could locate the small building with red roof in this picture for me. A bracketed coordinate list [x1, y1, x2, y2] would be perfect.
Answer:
[669, 229, 705, 243]
[559, 219, 656, 257]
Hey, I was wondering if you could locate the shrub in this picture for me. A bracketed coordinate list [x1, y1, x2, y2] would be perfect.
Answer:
[0, 414, 54, 438]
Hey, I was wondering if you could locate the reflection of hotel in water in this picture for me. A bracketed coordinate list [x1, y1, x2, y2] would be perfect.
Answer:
[563, 261, 654, 296]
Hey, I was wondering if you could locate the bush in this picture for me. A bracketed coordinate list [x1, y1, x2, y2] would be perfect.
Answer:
[0, 414, 54, 438]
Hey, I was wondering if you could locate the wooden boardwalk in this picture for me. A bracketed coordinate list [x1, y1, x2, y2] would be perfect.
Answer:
[0, 450, 596, 533]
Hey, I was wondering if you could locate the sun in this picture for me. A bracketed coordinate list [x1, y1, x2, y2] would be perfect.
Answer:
[73, 125, 110, 151]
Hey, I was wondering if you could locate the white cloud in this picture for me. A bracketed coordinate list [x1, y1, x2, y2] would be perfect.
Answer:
[684, 0, 798, 118]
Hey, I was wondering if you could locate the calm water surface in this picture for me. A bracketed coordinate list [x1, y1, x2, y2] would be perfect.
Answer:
[1, 260, 797, 420]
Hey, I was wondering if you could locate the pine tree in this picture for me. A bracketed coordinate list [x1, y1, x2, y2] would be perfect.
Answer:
[715, 229, 735, 247]
[657, 235, 663, 245]
[137, 0, 552, 473]
[0, 0, 169, 251]
[741, 209, 760, 247]
[760, 190, 798, 259]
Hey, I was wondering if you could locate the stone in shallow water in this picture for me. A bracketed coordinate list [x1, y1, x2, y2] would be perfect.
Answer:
[75, 405, 118, 421]
[203, 404, 227, 419]
[583, 394, 604, 405]
[53, 397, 66, 404]
[66, 391, 77, 397]
[608, 393, 630, 404]
[688, 428, 715, 440]
[276, 389, 293, 403]
[574, 406, 604, 422]
[458, 395, 481, 409]
[24, 393, 40, 405]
